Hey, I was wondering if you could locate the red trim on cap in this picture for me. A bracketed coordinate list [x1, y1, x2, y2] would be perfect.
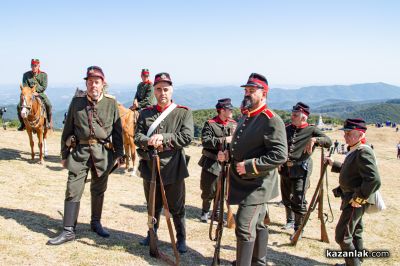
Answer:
[249, 78, 269, 92]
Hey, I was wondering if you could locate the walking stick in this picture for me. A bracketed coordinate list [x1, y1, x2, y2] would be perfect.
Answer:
[291, 147, 333, 246]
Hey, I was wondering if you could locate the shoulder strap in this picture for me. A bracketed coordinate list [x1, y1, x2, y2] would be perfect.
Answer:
[146, 103, 177, 137]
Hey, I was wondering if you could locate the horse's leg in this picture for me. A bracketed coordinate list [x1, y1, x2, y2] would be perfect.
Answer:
[27, 129, 35, 160]
[37, 128, 43, 164]
[43, 127, 48, 158]
[123, 135, 130, 171]
[130, 137, 136, 170]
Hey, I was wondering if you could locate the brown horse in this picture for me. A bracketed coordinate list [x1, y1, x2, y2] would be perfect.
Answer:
[20, 84, 48, 163]
[118, 104, 139, 172]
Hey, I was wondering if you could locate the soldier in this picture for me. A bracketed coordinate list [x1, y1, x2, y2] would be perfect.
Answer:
[334, 139, 339, 154]
[134, 72, 194, 253]
[279, 102, 332, 235]
[47, 66, 124, 245]
[325, 118, 381, 266]
[198, 98, 236, 222]
[218, 73, 287, 265]
[18, 59, 51, 130]
[131, 68, 155, 111]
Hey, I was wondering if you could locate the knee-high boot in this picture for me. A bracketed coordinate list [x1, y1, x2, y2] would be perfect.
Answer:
[90, 195, 110, 237]
[173, 216, 187, 253]
[252, 228, 268, 266]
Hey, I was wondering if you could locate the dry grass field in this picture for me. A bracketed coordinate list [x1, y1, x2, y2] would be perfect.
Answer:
[0, 126, 398, 265]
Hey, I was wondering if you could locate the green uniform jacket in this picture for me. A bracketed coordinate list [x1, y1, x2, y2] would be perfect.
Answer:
[228, 105, 288, 205]
[61, 94, 124, 177]
[22, 71, 48, 93]
[134, 104, 194, 185]
[331, 143, 381, 210]
[279, 124, 332, 178]
[134, 81, 155, 110]
[198, 116, 237, 176]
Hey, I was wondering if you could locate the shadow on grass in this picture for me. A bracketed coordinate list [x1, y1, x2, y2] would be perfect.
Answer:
[0, 207, 215, 265]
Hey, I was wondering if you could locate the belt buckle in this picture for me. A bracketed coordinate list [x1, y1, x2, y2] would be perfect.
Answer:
[88, 139, 97, 145]
[286, 161, 294, 167]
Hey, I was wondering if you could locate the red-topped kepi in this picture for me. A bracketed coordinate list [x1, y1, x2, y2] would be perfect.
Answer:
[141, 68, 150, 76]
[292, 102, 310, 116]
[240, 73, 269, 92]
[31, 59, 40, 65]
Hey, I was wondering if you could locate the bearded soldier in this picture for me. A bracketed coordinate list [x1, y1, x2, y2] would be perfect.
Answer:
[48, 66, 124, 245]
[218, 73, 287, 265]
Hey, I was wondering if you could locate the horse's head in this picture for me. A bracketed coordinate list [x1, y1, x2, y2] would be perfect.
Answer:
[20, 84, 36, 118]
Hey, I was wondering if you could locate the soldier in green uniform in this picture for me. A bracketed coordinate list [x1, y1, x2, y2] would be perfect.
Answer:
[135, 72, 194, 253]
[48, 66, 124, 245]
[218, 73, 287, 265]
[198, 98, 237, 222]
[131, 68, 155, 111]
[279, 102, 332, 234]
[18, 59, 52, 130]
[325, 118, 381, 266]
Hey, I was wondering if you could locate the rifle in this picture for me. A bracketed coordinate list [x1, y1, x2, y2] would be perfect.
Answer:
[291, 147, 333, 246]
[147, 148, 180, 265]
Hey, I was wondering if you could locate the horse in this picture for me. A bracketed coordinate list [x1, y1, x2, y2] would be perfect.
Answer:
[118, 104, 139, 172]
[19, 84, 48, 163]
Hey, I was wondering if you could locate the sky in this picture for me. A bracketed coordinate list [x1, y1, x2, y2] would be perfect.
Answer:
[0, 0, 399, 88]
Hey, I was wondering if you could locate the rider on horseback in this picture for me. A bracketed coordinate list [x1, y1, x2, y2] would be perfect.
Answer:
[18, 59, 52, 130]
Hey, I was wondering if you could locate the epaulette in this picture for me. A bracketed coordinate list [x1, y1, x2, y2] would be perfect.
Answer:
[104, 94, 115, 99]
[74, 88, 87, 98]
[261, 108, 275, 119]
[177, 105, 190, 110]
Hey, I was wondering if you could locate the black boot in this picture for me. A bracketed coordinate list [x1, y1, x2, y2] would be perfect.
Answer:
[17, 111, 25, 131]
[281, 207, 294, 230]
[290, 213, 304, 241]
[232, 240, 255, 266]
[140, 211, 160, 246]
[90, 195, 110, 238]
[46, 108, 52, 129]
[173, 216, 187, 253]
[47, 201, 80, 245]
[252, 228, 268, 266]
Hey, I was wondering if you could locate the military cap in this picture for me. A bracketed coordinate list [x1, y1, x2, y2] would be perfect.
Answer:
[154, 72, 172, 86]
[31, 59, 40, 65]
[141, 68, 150, 76]
[84, 66, 105, 80]
[241, 73, 269, 92]
[340, 118, 367, 132]
[292, 102, 310, 116]
[216, 98, 234, 110]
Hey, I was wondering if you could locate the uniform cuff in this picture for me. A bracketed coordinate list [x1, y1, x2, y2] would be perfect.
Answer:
[244, 159, 258, 175]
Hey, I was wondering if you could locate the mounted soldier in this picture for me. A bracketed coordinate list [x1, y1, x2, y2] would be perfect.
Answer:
[131, 68, 155, 111]
[18, 59, 52, 130]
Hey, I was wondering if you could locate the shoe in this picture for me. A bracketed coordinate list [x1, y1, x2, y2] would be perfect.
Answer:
[47, 227, 75, 245]
[91, 221, 110, 238]
[17, 124, 25, 131]
[176, 239, 187, 253]
[281, 222, 294, 230]
[200, 211, 209, 223]
[139, 230, 153, 246]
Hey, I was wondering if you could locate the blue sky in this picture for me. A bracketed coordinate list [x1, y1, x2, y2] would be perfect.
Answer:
[0, 0, 399, 88]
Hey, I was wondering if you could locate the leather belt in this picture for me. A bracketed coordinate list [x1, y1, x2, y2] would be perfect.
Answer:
[79, 138, 99, 145]
[286, 160, 303, 167]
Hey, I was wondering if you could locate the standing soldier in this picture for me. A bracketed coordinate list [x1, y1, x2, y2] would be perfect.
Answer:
[131, 68, 155, 111]
[47, 66, 124, 245]
[218, 73, 287, 265]
[198, 98, 236, 222]
[279, 102, 332, 235]
[325, 118, 381, 266]
[18, 59, 52, 130]
[135, 72, 194, 253]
